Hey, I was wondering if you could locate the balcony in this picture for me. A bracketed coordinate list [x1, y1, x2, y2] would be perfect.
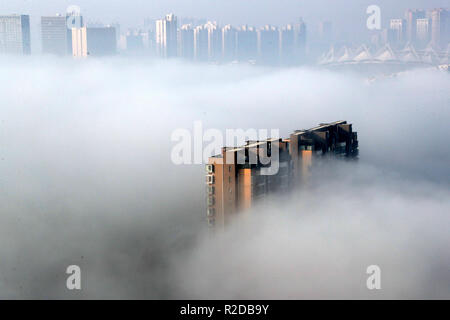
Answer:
[206, 174, 215, 184]
[206, 164, 214, 174]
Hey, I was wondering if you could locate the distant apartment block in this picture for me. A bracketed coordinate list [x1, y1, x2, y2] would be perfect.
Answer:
[0, 14, 31, 55]
[86, 26, 117, 56]
[236, 25, 258, 61]
[206, 121, 358, 228]
[222, 24, 237, 61]
[431, 8, 450, 49]
[280, 19, 307, 65]
[194, 24, 208, 61]
[389, 19, 406, 47]
[179, 24, 194, 59]
[280, 24, 295, 63]
[416, 18, 431, 47]
[41, 15, 71, 55]
[294, 18, 307, 56]
[156, 13, 178, 58]
[72, 27, 87, 57]
[126, 30, 145, 54]
[404, 9, 426, 43]
[257, 25, 280, 64]
[205, 21, 222, 61]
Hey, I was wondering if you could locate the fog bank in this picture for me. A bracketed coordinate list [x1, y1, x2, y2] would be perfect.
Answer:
[0, 56, 449, 298]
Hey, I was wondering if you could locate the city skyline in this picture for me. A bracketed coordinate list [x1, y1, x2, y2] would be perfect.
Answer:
[2, 8, 449, 71]
[1, 4, 449, 62]
[1, 0, 449, 53]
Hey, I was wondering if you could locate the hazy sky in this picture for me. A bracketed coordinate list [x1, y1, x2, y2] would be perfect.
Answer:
[1, 0, 449, 33]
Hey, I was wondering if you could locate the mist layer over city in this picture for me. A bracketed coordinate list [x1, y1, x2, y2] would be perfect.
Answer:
[0, 56, 449, 298]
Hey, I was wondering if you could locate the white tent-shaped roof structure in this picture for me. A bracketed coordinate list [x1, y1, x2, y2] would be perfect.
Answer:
[374, 44, 398, 62]
[337, 46, 354, 63]
[318, 46, 337, 64]
[353, 45, 373, 62]
[318, 42, 446, 68]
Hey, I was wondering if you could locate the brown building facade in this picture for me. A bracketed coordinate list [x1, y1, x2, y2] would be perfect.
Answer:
[206, 121, 358, 228]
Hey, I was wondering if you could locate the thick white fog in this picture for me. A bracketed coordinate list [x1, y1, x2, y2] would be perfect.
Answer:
[0, 56, 449, 298]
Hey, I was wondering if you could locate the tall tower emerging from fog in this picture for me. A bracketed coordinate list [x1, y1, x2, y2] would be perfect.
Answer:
[194, 24, 208, 61]
[41, 15, 71, 55]
[389, 19, 406, 48]
[294, 18, 307, 61]
[179, 24, 194, 59]
[280, 18, 307, 65]
[431, 8, 450, 49]
[280, 24, 298, 65]
[222, 24, 237, 61]
[404, 9, 426, 43]
[257, 25, 279, 65]
[156, 13, 178, 58]
[72, 27, 87, 57]
[206, 121, 358, 229]
[318, 21, 332, 43]
[236, 25, 257, 61]
[416, 18, 431, 47]
[0, 15, 31, 55]
[205, 21, 221, 61]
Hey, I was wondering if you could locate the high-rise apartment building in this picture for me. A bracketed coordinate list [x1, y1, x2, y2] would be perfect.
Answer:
[236, 25, 257, 61]
[389, 19, 406, 47]
[72, 27, 87, 57]
[126, 30, 145, 54]
[194, 24, 208, 61]
[280, 18, 307, 65]
[280, 24, 295, 64]
[179, 24, 194, 59]
[86, 26, 117, 56]
[431, 8, 450, 49]
[0, 15, 31, 55]
[294, 18, 307, 61]
[206, 121, 358, 228]
[404, 9, 426, 43]
[41, 15, 71, 55]
[416, 18, 431, 47]
[156, 13, 178, 58]
[257, 25, 280, 64]
[222, 24, 237, 61]
[205, 21, 222, 61]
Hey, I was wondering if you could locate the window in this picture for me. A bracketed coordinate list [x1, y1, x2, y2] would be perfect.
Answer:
[207, 186, 215, 195]
[207, 196, 215, 206]
[206, 175, 215, 184]
[206, 164, 214, 174]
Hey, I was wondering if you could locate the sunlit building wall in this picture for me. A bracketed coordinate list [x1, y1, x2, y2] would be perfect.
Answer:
[72, 27, 87, 57]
